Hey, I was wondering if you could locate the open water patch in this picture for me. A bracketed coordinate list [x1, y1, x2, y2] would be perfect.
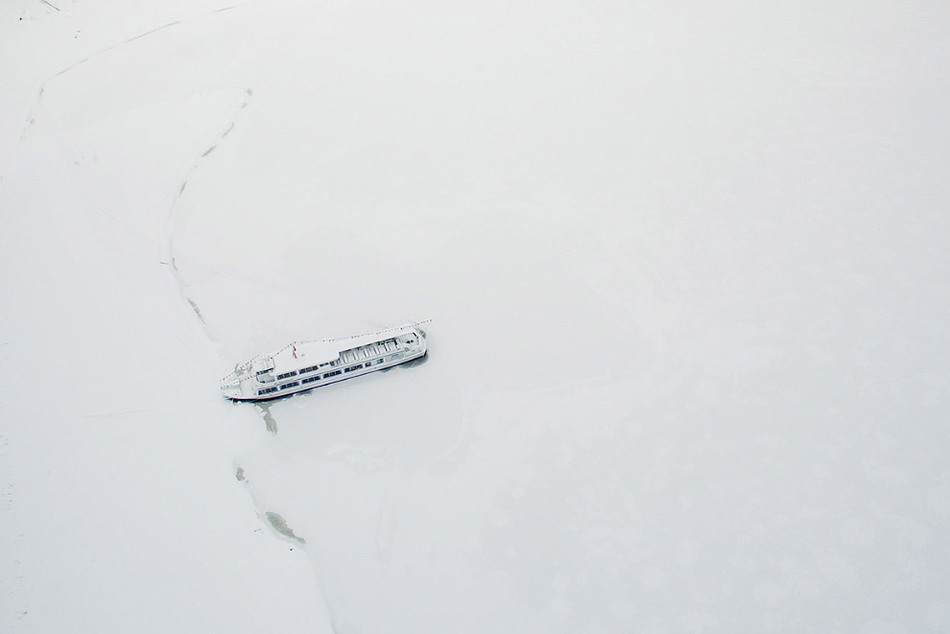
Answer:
[256, 403, 278, 434]
[265, 511, 305, 545]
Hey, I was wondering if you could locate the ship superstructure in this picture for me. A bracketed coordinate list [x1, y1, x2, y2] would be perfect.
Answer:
[220, 322, 427, 401]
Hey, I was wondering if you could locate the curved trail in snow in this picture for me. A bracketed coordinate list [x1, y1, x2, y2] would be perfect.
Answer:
[19, 5, 343, 629]
[164, 87, 348, 634]
[159, 89, 345, 625]
[163, 86, 254, 340]
[158, 68, 346, 634]
[20, 3, 246, 139]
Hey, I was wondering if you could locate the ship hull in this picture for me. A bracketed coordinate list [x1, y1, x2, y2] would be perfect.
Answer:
[220, 323, 428, 401]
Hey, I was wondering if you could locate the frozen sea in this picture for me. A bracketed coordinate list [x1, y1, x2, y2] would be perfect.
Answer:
[2, 1, 949, 632]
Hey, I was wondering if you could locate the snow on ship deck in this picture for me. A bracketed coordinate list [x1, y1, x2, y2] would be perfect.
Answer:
[220, 322, 427, 401]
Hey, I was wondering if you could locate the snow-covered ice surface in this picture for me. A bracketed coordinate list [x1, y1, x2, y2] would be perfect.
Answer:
[2, 0, 950, 631]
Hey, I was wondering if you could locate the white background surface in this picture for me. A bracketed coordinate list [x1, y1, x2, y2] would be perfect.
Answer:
[2, 1, 949, 632]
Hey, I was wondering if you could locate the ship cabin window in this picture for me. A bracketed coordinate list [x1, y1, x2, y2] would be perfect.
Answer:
[324, 369, 342, 378]
[302, 375, 321, 384]
[299, 365, 319, 374]
[277, 371, 297, 380]
[279, 381, 300, 390]
[258, 387, 278, 395]
[344, 364, 363, 373]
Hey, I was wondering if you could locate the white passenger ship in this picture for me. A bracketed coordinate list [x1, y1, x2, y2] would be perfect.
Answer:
[220, 322, 428, 401]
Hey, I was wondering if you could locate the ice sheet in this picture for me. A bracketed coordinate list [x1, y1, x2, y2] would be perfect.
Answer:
[3, 0, 949, 632]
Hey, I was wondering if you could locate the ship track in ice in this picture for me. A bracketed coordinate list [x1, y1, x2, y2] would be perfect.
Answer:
[219, 321, 428, 401]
